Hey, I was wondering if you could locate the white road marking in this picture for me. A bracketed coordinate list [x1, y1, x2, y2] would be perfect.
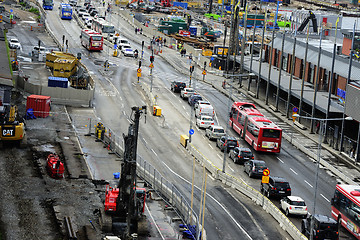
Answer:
[161, 161, 252, 240]
[145, 204, 166, 240]
[217, 153, 222, 159]
[304, 180, 313, 188]
[208, 144, 214, 149]
[196, 126, 200, 131]
[182, 105, 186, 109]
[151, 149, 158, 156]
[178, 99, 182, 103]
[320, 194, 330, 202]
[277, 157, 284, 163]
[202, 135, 206, 139]
[123, 111, 126, 115]
[132, 82, 136, 86]
[186, 112, 189, 116]
[228, 166, 235, 172]
[127, 119, 132, 123]
[289, 168, 298, 175]
[143, 138, 147, 144]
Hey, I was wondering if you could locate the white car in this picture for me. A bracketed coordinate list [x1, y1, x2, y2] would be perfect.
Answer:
[205, 125, 225, 140]
[196, 115, 214, 129]
[82, 13, 90, 21]
[121, 46, 135, 57]
[118, 42, 131, 50]
[195, 101, 214, 118]
[180, 88, 195, 99]
[9, 38, 21, 49]
[77, 8, 86, 17]
[280, 196, 308, 217]
[84, 17, 92, 28]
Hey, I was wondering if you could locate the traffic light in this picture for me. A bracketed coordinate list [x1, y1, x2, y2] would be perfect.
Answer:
[150, 55, 154, 62]
[138, 60, 142, 68]
[190, 65, 194, 73]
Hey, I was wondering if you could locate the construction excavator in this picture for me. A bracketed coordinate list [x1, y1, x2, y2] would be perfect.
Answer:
[0, 105, 26, 148]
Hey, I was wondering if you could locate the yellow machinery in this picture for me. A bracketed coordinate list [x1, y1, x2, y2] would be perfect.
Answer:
[46, 51, 78, 78]
[0, 105, 26, 147]
[46, 51, 76, 69]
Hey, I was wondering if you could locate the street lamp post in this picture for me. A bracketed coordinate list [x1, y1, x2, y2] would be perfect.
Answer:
[293, 114, 352, 240]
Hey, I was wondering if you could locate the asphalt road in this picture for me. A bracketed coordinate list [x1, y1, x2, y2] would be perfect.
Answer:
[11, 1, 355, 239]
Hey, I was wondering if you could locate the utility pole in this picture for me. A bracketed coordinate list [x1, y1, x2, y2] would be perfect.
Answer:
[150, 51, 154, 92]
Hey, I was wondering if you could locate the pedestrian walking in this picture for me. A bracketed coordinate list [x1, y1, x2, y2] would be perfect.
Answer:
[140, 28, 143, 34]
[164, 38, 166, 46]
[135, 28, 138, 34]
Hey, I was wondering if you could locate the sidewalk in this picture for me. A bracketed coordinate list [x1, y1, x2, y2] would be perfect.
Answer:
[114, 10, 360, 185]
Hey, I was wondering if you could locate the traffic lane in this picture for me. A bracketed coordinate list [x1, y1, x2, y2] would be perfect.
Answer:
[199, 80, 338, 212]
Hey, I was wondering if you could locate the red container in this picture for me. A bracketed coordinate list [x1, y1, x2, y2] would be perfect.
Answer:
[26, 95, 51, 118]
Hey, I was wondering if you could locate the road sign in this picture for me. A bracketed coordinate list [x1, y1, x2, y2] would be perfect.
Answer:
[149, 63, 154, 68]
[0, 16, 2, 23]
[189, 129, 194, 135]
[263, 169, 270, 176]
[137, 72, 141, 78]
[292, 107, 298, 113]
[202, 70, 206, 75]
[262, 176, 269, 184]
[10, 9, 13, 13]
[137, 68, 141, 73]
[114, 44, 117, 50]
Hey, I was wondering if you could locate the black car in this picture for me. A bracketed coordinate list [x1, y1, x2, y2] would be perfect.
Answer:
[229, 147, 254, 164]
[301, 214, 339, 240]
[171, 81, 186, 93]
[89, 9, 98, 16]
[216, 136, 238, 152]
[188, 95, 202, 106]
[260, 176, 291, 198]
[244, 160, 267, 178]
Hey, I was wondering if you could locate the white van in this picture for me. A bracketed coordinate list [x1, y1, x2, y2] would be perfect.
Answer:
[195, 101, 214, 118]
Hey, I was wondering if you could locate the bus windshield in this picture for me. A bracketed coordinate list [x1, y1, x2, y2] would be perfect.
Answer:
[262, 129, 281, 138]
[92, 36, 102, 41]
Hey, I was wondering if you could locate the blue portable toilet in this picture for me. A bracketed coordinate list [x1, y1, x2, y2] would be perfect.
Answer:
[189, 26, 197, 37]
[48, 77, 68, 88]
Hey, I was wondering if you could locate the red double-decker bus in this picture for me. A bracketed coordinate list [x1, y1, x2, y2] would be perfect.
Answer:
[331, 184, 360, 239]
[229, 102, 282, 153]
[80, 29, 103, 51]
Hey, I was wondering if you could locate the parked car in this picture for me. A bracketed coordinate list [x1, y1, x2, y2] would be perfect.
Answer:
[216, 136, 238, 152]
[188, 94, 202, 107]
[180, 87, 195, 99]
[9, 38, 21, 49]
[196, 115, 214, 129]
[171, 81, 186, 93]
[229, 147, 254, 164]
[260, 176, 291, 198]
[69, 0, 77, 6]
[205, 125, 225, 140]
[301, 214, 339, 240]
[195, 101, 214, 118]
[244, 160, 267, 178]
[121, 45, 135, 57]
[118, 42, 130, 50]
[86, 4, 93, 10]
[32, 46, 47, 57]
[280, 196, 308, 217]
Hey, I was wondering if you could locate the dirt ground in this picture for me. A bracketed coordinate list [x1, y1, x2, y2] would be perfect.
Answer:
[0, 91, 104, 240]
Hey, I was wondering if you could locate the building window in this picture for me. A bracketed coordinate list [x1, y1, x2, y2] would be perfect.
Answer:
[282, 55, 288, 71]
[299, 60, 304, 79]
[310, 64, 315, 84]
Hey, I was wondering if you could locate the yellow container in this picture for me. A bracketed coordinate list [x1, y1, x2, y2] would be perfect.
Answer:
[46, 51, 76, 69]
[153, 106, 161, 116]
[180, 134, 189, 148]
[53, 58, 77, 78]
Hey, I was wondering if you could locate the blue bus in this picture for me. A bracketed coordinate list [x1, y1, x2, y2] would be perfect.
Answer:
[59, 3, 72, 20]
[43, 0, 53, 10]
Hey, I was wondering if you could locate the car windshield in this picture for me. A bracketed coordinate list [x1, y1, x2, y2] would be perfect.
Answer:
[241, 151, 252, 157]
[214, 128, 224, 133]
[202, 117, 213, 121]
[262, 129, 281, 138]
[275, 182, 290, 188]
[200, 102, 210, 105]
[187, 89, 194, 92]
[255, 162, 266, 168]
[123, 45, 131, 49]
[11, 39, 19, 43]
[290, 200, 306, 206]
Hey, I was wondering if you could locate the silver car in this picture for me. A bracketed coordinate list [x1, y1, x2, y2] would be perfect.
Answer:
[205, 125, 225, 140]
[196, 115, 214, 129]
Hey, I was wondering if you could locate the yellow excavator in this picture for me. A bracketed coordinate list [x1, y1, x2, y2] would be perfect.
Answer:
[0, 105, 26, 147]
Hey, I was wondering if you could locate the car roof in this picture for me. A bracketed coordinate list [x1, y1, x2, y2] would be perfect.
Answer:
[238, 147, 251, 151]
[212, 125, 224, 129]
[270, 176, 288, 182]
[250, 160, 265, 164]
[287, 196, 305, 202]
[313, 214, 337, 223]
[197, 101, 210, 105]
